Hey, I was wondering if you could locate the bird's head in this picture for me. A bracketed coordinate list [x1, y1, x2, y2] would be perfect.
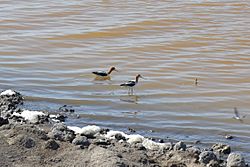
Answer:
[108, 66, 118, 74]
[135, 74, 144, 82]
[111, 66, 118, 72]
[137, 74, 144, 79]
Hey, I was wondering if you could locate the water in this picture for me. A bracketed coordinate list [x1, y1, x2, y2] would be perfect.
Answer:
[1, 0, 250, 161]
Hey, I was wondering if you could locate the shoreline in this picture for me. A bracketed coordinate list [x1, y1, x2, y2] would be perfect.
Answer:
[0, 89, 248, 167]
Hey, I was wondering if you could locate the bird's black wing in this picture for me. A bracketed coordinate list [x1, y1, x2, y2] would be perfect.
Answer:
[120, 80, 136, 87]
[92, 71, 108, 76]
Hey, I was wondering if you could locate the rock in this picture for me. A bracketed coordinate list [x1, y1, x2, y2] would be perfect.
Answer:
[0, 90, 17, 96]
[212, 143, 231, 154]
[72, 135, 89, 146]
[92, 138, 111, 146]
[225, 135, 234, 140]
[9, 114, 25, 123]
[44, 139, 60, 150]
[0, 123, 11, 131]
[187, 146, 201, 155]
[47, 123, 75, 142]
[130, 143, 146, 150]
[68, 125, 102, 138]
[174, 141, 186, 151]
[142, 139, 172, 151]
[227, 153, 246, 167]
[158, 139, 164, 143]
[202, 148, 213, 152]
[87, 145, 129, 167]
[49, 158, 61, 163]
[7, 134, 36, 148]
[80, 125, 101, 138]
[21, 137, 36, 148]
[49, 114, 67, 122]
[115, 133, 126, 141]
[166, 163, 187, 167]
[126, 134, 144, 144]
[12, 110, 49, 124]
[199, 151, 218, 164]
[0, 117, 9, 126]
[207, 160, 220, 167]
[0, 90, 23, 118]
[19, 124, 49, 140]
[100, 128, 110, 135]
[58, 105, 74, 113]
[128, 127, 136, 133]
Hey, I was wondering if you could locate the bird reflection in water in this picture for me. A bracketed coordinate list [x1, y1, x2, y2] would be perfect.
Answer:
[94, 75, 111, 81]
[120, 95, 139, 104]
[233, 107, 246, 123]
[122, 110, 141, 117]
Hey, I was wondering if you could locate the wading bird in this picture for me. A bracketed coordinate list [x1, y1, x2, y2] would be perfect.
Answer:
[92, 66, 118, 77]
[120, 74, 144, 95]
[233, 107, 246, 123]
[195, 78, 198, 86]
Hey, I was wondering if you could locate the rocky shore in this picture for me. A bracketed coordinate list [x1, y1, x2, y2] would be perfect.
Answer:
[0, 90, 248, 167]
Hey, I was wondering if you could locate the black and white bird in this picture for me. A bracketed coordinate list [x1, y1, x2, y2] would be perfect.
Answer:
[120, 74, 144, 94]
[233, 107, 246, 123]
[92, 66, 118, 77]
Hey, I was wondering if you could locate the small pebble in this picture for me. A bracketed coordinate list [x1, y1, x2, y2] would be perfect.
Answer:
[59, 105, 74, 113]
[158, 139, 164, 143]
[69, 109, 75, 113]
[128, 127, 136, 133]
[148, 137, 156, 141]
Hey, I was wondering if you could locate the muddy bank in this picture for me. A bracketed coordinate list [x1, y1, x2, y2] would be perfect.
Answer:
[0, 90, 248, 167]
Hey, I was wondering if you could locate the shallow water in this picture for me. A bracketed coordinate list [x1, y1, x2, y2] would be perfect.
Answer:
[1, 0, 250, 161]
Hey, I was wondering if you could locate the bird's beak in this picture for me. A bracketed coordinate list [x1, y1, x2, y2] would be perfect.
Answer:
[114, 69, 119, 72]
[140, 76, 146, 79]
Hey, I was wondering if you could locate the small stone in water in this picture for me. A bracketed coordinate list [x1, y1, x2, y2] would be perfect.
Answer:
[59, 105, 74, 113]
[225, 135, 233, 140]
[194, 140, 201, 144]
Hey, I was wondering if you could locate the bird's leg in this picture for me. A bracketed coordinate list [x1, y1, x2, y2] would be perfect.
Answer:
[131, 87, 134, 95]
[129, 87, 132, 95]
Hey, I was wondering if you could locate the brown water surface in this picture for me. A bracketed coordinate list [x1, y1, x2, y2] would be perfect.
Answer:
[1, 0, 250, 161]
